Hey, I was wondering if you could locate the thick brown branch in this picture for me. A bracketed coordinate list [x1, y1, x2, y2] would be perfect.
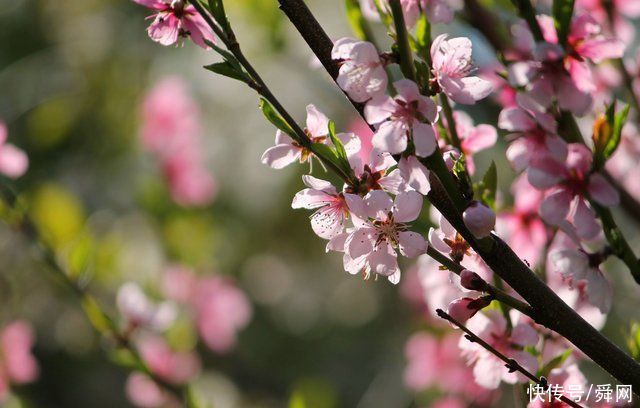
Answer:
[276, 0, 640, 390]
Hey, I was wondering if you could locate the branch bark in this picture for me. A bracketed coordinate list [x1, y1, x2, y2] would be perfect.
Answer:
[276, 0, 640, 390]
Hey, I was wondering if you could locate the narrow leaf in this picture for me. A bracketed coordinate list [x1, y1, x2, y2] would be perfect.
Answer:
[328, 120, 348, 161]
[606, 104, 630, 159]
[204, 61, 251, 84]
[345, 0, 368, 40]
[480, 161, 497, 209]
[259, 98, 297, 138]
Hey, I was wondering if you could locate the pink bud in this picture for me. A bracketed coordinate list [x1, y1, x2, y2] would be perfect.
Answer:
[463, 201, 496, 238]
[443, 149, 460, 171]
[460, 269, 487, 291]
[447, 296, 491, 324]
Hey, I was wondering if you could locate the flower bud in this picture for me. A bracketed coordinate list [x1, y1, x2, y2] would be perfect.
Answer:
[447, 296, 491, 324]
[463, 201, 496, 238]
[460, 269, 487, 291]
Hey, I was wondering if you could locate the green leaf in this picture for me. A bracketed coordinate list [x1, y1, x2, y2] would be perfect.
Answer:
[185, 385, 210, 408]
[207, 0, 230, 33]
[552, 0, 575, 47]
[328, 120, 348, 161]
[606, 104, 630, 159]
[288, 391, 307, 408]
[81, 295, 114, 335]
[258, 98, 297, 138]
[414, 14, 431, 61]
[479, 161, 497, 209]
[452, 154, 473, 200]
[110, 348, 145, 371]
[204, 61, 251, 84]
[538, 349, 573, 378]
[345, 0, 368, 40]
[310, 142, 344, 173]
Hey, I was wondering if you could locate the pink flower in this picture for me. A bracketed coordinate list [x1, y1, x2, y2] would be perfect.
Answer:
[531, 144, 618, 240]
[414, 255, 466, 319]
[463, 201, 496, 239]
[498, 94, 567, 173]
[538, 14, 625, 93]
[348, 117, 374, 163]
[332, 38, 388, 103]
[431, 34, 493, 104]
[365, 79, 439, 157]
[404, 332, 495, 402]
[163, 150, 217, 206]
[509, 42, 593, 116]
[141, 78, 216, 207]
[126, 373, 174, 408]
[194, 277, 252, 353]
[550, 248, 612, 313]
[138, 336, 200, 384]
[292, 175, 350, 239]
[117, 282, 177, 331]
[330, 190, 427, 284]
[450, 111, 497, 174]
[347, 148, 405, 195]
[0, 122, 28, 179]
[261, 104, 360, 169]
[162, 268, 252, 353]
[496, 175, 548, 268]
[132, 0, 215, 48]
[460, 310, 539, 389]
[0, 321, 39, 401]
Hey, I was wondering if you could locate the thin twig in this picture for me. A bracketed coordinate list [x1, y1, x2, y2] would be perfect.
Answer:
[426, 247, 536, 319]
[436, 309, 584, 408]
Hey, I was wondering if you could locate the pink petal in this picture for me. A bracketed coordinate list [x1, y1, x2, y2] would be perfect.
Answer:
[573, 198, 600, 240]
[372, 121, 407, 155]
[346, 228, 374, 259]
[576, 38, 625, 63]
[441, 75, 493, 105]
[181, 11, 216, 49]
[398, 231, 427, 257]
[498, 107, 535, 132]
[367, 242, 399, 277]
[398, 156, 431, 195]
[393, 191, 423, 223]
[147, 13, 181, 46]
[310, 206, 345, 239]
[301, 174, 336, 194]
[540, 189, 573, 225]
[260, 144, 301, 169]
[364, 96, 396, 124]
[291, 189, 333, 210]
[305, 104, 330, 137]
[394, 79, 421, 102]
[557, 76, 593, 116]
[365, 190, 394, 218]
[588, 174, 619, 206]
[462, 124, 497, 153]
[412, 122, 437, 157]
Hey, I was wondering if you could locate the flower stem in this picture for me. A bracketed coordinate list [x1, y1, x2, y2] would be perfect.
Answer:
[388, 0, 415, 81]
[439, 94, 462, 151]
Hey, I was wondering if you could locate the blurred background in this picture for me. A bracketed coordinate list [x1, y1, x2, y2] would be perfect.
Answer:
[1, 0, 640, 407]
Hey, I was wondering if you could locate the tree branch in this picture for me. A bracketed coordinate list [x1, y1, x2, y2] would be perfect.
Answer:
[276, 0, 640, 390]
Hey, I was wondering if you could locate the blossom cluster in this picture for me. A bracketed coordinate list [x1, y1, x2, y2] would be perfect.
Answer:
[117, 265, 252, 407]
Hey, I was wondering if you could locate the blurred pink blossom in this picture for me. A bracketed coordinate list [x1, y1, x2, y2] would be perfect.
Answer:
[0, 122, 28, 179]
[141, 77, 216, 207]
[0, 321, 39, 401]
[163, 267, 252, 353]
